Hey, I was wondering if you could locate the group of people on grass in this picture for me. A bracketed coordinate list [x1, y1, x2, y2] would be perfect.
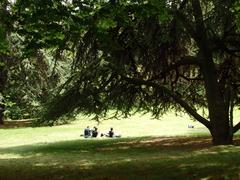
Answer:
[83, 126, 120, 138]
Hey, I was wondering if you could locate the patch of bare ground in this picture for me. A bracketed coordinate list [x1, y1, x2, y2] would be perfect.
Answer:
[0, 119, 33, 128]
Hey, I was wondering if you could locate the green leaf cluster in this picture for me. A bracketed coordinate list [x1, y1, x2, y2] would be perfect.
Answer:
[233, 1, 240, 31]
[0, 25, 9, 54]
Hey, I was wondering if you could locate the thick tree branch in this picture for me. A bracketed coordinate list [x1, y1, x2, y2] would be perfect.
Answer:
[169, 0, 201, 44]
[191, 0, 209, 48]
[121, 75, 211, 130]
[233, 122, 240, 134]
[175, 0, 210, 49]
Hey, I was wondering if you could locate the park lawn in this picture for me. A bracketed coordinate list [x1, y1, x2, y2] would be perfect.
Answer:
[1, 112, 240, 179]
[0, 112, 209, 148]
[1, 137, 240, 180]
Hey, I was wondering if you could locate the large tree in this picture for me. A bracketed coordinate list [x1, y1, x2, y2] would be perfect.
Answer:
[14, 0, 240, 145]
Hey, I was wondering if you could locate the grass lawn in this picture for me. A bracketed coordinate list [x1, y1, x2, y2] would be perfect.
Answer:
[1, 112, 240, 179]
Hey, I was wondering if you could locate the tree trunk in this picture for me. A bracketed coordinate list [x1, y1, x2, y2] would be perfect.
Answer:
[211, 129, 232, 145]
[210, 115, 232, 145]
[201, 54, 233, 145]
[175, 0, 234, 145]
[199, 50, 232, 145]
[202, 60, 233, 145]
[189, 0, 233, 145]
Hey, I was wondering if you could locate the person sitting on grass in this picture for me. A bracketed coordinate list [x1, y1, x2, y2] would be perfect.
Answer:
[100, 128, 121, 138]
[84, 126, 91, 138]
[108, 127, 114, 138]
[92, 127, 98, 137]
[106, 127, 121, 138]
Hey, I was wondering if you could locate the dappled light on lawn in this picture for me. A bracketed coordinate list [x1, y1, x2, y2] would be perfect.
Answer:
[114, 136, 211, 150]
[0, 153, 25, 159]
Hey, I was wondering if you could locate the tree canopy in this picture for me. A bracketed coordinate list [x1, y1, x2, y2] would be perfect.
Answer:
[3, 0, 240, 145]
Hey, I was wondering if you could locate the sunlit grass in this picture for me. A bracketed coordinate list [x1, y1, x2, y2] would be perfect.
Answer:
[0, 112, 210, 148]
[2, 110, 240, 148]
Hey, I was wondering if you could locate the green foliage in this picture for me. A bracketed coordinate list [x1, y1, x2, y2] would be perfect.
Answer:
[0, 0, 12, 54]
[58, 1, 196, 118]
[11, 0, 201, 122]
[0, 29, 72, 120]
[0, 0, 74, 121]
[4, 48, 73, 119]
[0, 61, 5, 67]
[97, 17, 117, 31]
[1, 93, 38, 120]
[4, 104, 23, 120]
[233, 1, 240, 31]
[0, 26, 9, 54]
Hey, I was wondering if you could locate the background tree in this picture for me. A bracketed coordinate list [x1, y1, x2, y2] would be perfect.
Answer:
[13, 0, 240, 145]
[0, 0, 13, 124]
[0, 0, 72, 122]
[4, 47, 71, 120]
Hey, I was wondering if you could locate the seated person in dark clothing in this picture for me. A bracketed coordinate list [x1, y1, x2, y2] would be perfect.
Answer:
[106, 127, 121, 138]
[84, 126, 91, 138]
[108, 127, 114, 138]
[92, 127, 98, 137]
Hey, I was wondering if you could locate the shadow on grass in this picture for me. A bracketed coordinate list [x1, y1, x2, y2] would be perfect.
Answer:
[1, 136, 240, 179]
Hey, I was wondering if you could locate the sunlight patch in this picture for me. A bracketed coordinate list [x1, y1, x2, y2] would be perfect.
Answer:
[195, 145, 240, 156]
[123, 158, 132, 162]
[78, 162, 96, 170]
[0, 153, 25, 159]
[34, 162, 59, 167]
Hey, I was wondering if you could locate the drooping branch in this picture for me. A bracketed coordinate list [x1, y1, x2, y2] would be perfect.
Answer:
[148, 56, 201, 81]
[179, 0, 189, 10]
[179, 74, 203, 81]
[174, 10, 198, 42]
[121, 75, 211, 130]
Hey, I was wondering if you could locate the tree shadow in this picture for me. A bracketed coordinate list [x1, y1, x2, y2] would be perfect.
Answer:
[1, 136, 240, 179]
[1, 136, 240, 157]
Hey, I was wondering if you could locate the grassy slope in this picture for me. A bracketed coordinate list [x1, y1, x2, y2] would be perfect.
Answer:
[1, 112, 240, 179]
